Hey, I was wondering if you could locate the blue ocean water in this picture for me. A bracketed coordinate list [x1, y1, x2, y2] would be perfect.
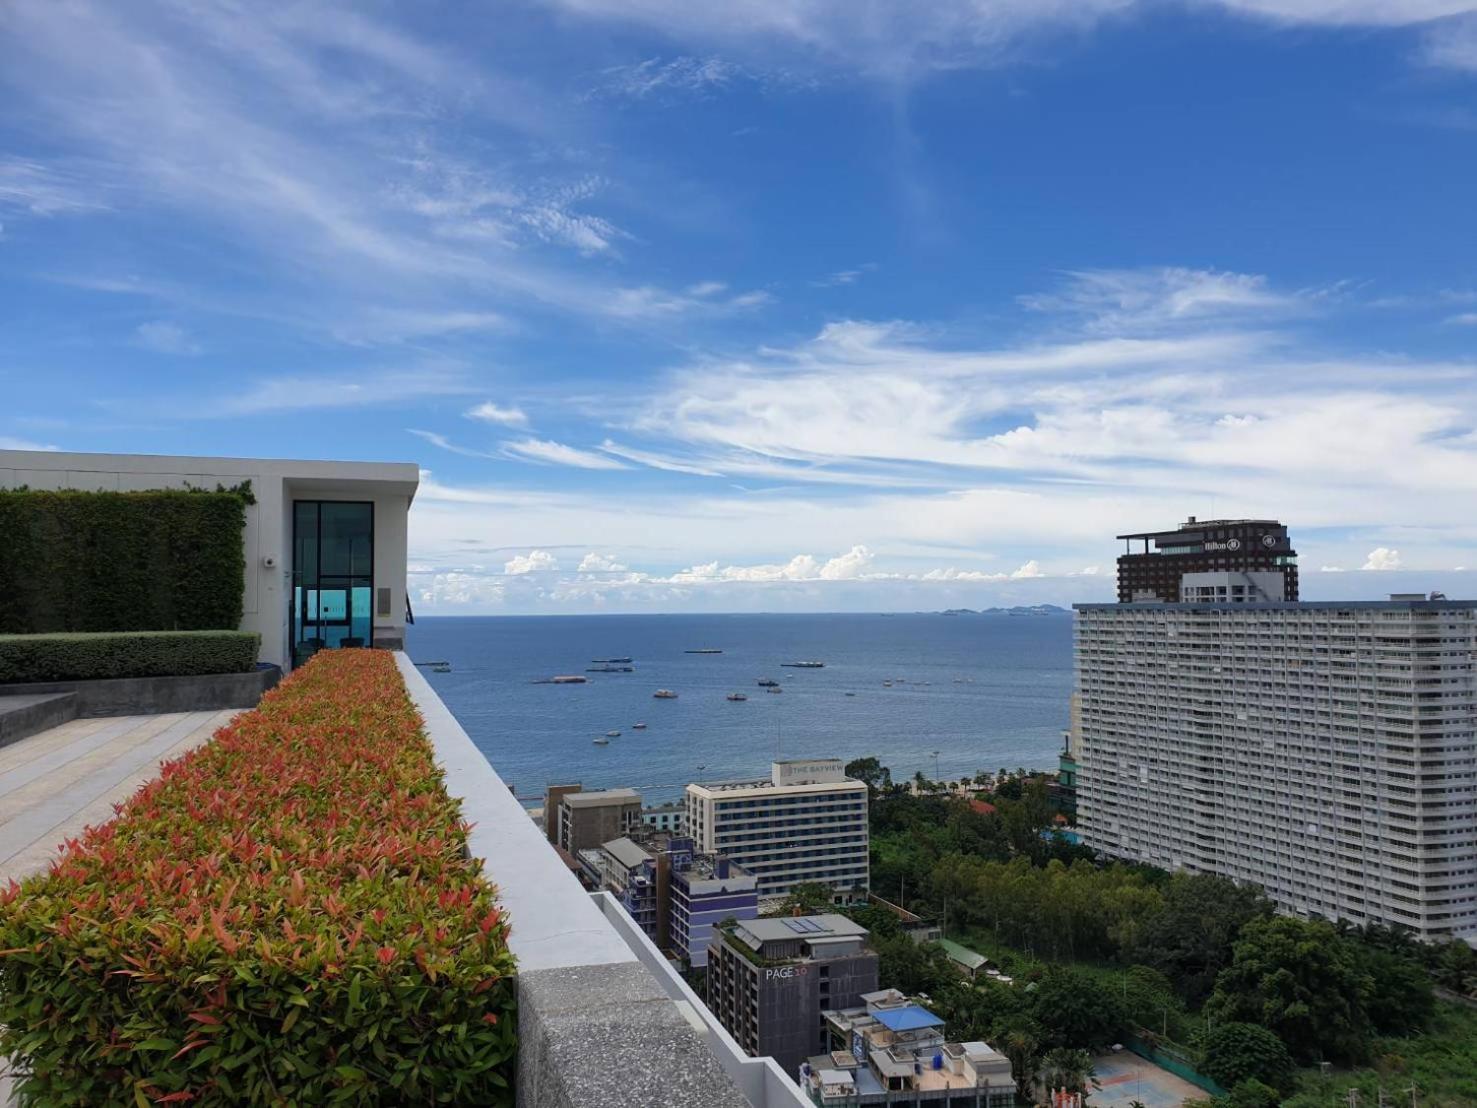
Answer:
[406, 612, 1073, 805]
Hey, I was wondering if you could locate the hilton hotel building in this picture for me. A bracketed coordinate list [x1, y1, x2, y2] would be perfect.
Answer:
[1077, 569, 1477, 939]
[686, 759, 869, 901]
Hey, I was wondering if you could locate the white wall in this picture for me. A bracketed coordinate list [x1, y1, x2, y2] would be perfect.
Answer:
[0, 451, 418, 670]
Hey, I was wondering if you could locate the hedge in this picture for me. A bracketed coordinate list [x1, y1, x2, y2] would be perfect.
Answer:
[0, 650, 516, 1105]
[0, 631, 261, 683]
[0, 485, 251, 635]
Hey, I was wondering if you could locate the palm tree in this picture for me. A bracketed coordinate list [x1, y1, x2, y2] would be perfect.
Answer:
[1003, 1028, 1039, 1096]
[1041, 1047, 1097, 1096]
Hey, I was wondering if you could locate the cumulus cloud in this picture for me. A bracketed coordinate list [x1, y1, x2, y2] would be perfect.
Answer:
[662, 545, 876, 583]
[504, 549, 560, 575]
[1361, 547, 1403, 571]
[466, 401, 528, 427]
[578, 551, 628, 572]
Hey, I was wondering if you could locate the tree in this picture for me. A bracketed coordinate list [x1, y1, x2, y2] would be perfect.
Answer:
[1126, 873, 1274, 1002]
[1199, 1022, 1296, 1094]
[844, 756, 892, 800]
[1002, 1026, 1041, 1094]
[1040, 1047, 1096, 1094]
[1029, 966, 1127, 1051]
[1205, 916, 1374, 1063]
[1357, 946, 1433, 1035]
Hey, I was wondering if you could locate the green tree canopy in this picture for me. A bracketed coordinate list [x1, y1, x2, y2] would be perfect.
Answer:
[1125, 873, 1274, 1002]
[1205, 916, 1374, 1064]
[1200, 1021, 1296, 1094]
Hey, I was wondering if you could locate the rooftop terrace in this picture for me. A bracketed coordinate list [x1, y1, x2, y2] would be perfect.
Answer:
[0, 658, 807, 1107]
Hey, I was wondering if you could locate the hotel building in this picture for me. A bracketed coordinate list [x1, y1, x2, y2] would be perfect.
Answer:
[1117, 517, 1298, 603]
[686, 759, 869, 901]
[1076, 593, 1477, 940]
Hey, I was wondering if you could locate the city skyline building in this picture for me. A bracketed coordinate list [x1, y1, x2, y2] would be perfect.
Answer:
[707, 914, 879, 1076]
[1076, 594, 1477, 940]
[1116, 517, 1298, 604]
[686, 759, 870, 902]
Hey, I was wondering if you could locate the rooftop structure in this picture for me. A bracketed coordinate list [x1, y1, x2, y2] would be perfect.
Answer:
[0, 449, 419, 671]
[552, 786, 643, 854]
[686, 760, 869, 900]
[1076, 595, 1477, 940]
[811, 989, 1017, 1105]
[1116, 516, 1297, 604]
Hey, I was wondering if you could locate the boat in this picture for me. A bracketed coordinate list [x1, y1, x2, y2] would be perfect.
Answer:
[592, 657, 633, 663]
[653, 689, 678, 699]
[538, 675, 588, 684]
[727, 693, 748, 701]
[593, 737, 609, 745]
[781, 661, 825, 668]
[586, 665, 635, 673]
[431, 663, 451, 674]
[845, 692, 856, 697]
[605, 729, 621, 737]
[632, 722, 648, 730]
[766, 686, 783, 694]
[882, 680, 893, 687]
[685, 648, 723, 655]
[756, 678, 779, 688]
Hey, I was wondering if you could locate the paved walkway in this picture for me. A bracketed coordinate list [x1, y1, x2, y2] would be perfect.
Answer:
[0, 710, 233, 1103]
[0, 710, 234, 884]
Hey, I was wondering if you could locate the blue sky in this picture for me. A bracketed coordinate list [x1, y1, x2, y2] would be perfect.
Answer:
[2, 0, 1476, 614]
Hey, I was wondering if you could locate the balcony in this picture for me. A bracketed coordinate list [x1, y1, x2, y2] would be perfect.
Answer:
[0, 655, 806, 1108]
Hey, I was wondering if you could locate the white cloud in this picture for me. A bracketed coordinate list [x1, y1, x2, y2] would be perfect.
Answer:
[604, 284, 772, 319]
[591, 56, 749, 100]
[661, 546, 876, 583]
[543, 0, 1474, 80]
[578, 551, 628, 572]
[1019, 266, 1304, 332]
[1011, 560, 1045, 578]
[0, 158, 110, 218]
[408, 429, 502, 459]
[0, 437, 60, 451]
[819, 545, 875, 579]
[1362, 547, 1403, 571]
[133, 321, 200, 355]
[1446, 312, 1477, 326]
[599, 440, 726, 477]
[212, 368, 474, 416]
[503, 438, 631, 470]
[1320, 565, 1346, 572]
[505, 549, 560, 575]
[465, 401, 529, 427]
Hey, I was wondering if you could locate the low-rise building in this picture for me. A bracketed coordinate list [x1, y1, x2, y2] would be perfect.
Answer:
[707, 915, 879, 1077]
[551, 786, 643, 854]
[686, 759, 869, 901]
[643, 800, 685, 832]
[809, 989, 1016, 1106]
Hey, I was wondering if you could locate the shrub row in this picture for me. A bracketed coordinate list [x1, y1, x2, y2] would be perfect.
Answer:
[0, 649, 516, 1105]
[0, 630, 262, 683]
[0, 485, 251, 635]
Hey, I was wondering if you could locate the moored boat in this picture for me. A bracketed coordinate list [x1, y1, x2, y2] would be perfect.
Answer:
[653, 689, 678, 699]
[726, 692, 747, 701]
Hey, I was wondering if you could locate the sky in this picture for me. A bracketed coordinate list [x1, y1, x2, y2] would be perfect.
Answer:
[2, 0, 1477, 614]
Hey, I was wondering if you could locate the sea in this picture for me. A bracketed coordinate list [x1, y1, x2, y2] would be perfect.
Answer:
[406, 611, 1074, 806]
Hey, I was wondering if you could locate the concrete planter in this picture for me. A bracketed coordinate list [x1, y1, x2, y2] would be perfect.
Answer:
[0, 664, 281, 718]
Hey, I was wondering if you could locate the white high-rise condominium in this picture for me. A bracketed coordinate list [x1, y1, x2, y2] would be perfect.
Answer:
[685, 759, 869, 902]
[1076, 593, 1477, 940]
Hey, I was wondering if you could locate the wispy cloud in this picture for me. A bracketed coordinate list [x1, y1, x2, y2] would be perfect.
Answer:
[408, 429, 502, 460]
[590, 56, 749, 100]
[0, 158, 110, 218]
[466, 402, 530, 427]
[811, 263, 878, 288]
[502, 437, 631, 469]
[133, 321, 200, 356]
[1018, 266, 1310, 332]
[0, 436, 60, 451]
[209, 368, 475, 417]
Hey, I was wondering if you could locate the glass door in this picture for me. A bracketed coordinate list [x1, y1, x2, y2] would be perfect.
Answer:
[292, 501, 374, 667]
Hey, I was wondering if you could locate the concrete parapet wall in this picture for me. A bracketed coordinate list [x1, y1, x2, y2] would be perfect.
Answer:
[394, 654, 804, 1108]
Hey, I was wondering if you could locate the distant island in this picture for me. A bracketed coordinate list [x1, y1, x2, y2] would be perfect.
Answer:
[938, 604, 1069, 616]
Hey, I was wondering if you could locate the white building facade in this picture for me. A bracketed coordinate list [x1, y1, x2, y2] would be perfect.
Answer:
[1075, 597, 1477, 940]
[0, 450, 418, 671]
[685, 759, 869, 901]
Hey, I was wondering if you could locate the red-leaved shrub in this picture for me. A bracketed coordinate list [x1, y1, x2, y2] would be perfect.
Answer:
[0, 649, 515, 1105]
